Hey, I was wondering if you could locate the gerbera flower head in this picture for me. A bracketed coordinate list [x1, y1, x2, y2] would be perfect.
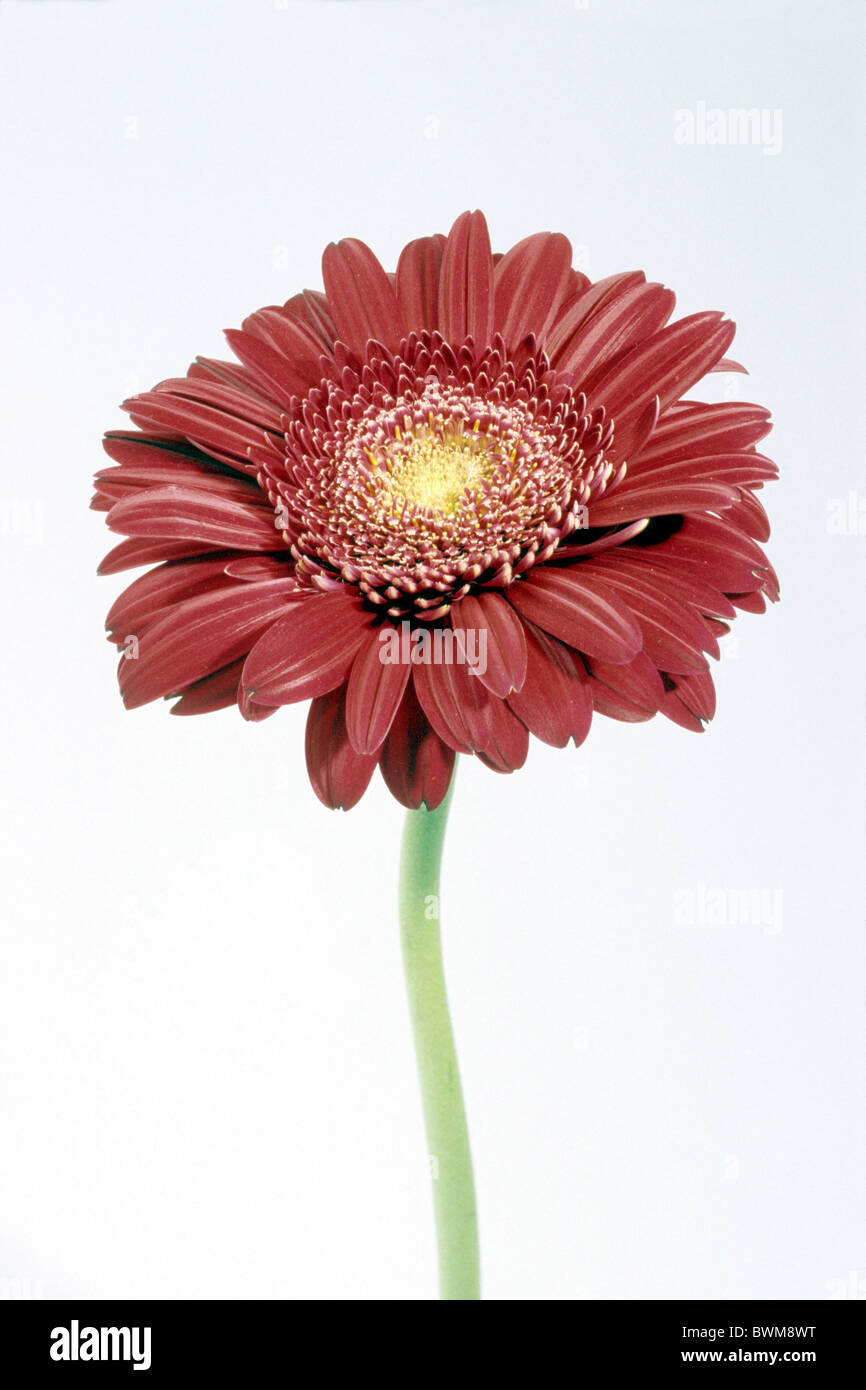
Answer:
[95, 211, 778, 809]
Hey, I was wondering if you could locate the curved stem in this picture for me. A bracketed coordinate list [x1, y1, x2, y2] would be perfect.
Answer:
[399, 768, 480, 1300]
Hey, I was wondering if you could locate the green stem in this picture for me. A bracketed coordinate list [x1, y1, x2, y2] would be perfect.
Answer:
[399, 767, 480, 1301]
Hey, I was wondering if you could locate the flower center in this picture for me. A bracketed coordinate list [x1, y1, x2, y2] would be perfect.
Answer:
[373, 429, 495, 518]
[265, 333, 620, 619]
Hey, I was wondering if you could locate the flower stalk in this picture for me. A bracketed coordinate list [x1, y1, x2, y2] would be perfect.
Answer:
[398, 767, 480, 1300]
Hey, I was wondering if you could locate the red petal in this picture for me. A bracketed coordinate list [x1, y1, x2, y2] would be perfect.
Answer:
[437, 210, 494, 346]
[223, 327, 310, 407]
[589, 680, 657, 724]
[625, 450, 775, 490]
[476, 699, 530, 773]
[730, 590, 767, 614]
[119, 580, 298, 709]
[379, 682, 455, 810]
[102, 431, 251, 476]
[507, 567, 642, 663]
[412, 653, 493, 753]
[650, 514, 775, 597]
[724, 488, 772, 543]
[123, 390, 274, 466]
[449, 592, 527, 697]
[590, 313, 736, 438]
[506, 620, 593, 748]
[672, 668, 717, 722]
[144, 376, 284, 434]
[105, 554, 240, 637]
[170, 659, 247, 716]
[493, 232, 573, 348]
[658, 674, 710, 732]
[555, 282, 676, 384]
[344, 627, 412, 754]
[321, 238, 405, 355]
[395, 234, 446, 331]
[98, 536, 220, 575]
[107, 483, 284, 551]
[96, 458, 266, 507]
[606, 397, 661, 471]
[222, 555, 295, 582]
[191, 355, 278, 404]
[589, 448, 776, 525]
[585, 652, 665, 712]
[305, 685, 379, 810]
[589, 479, 740, 524]
[578, 564, 715, 674]
[240, 304, 329, 386]
[553, 518, 651, 562]
[587, 550, 736, 621]
[95, 462, 249, 508]
[634, 402, 772, 466]
[552, 266, 593, 322]
[241, 589, 371, 706]
[284, 289, 338, 351]
[546, 271, 647, 363]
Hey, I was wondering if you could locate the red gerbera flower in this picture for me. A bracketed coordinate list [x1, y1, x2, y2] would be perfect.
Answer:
[95, 211, 778, 810]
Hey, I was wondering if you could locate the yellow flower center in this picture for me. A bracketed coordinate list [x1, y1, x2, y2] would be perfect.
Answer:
[372, 430, 496, 517]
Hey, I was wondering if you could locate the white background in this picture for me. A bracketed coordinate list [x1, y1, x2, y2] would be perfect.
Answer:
[1, 0, 864, 1300]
